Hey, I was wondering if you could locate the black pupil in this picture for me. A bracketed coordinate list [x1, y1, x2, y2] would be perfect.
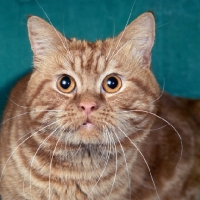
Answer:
[60, 76, 71, 89]
[107, 77, 118, 89]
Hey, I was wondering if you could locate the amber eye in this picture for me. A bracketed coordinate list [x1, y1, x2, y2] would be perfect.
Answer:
[57, 75, 76, 93]
[102, 75, 122, 93]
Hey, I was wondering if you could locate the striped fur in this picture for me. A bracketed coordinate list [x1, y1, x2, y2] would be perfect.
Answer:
[1, 13, 200, 200]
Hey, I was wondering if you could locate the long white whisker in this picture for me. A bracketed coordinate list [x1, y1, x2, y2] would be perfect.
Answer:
[156, 19, 174, 29]
[35, 0, 74, 63]
[98, 145, 107, 165]
[134, 124, 168, 132]
[124, 109, 183, 168]
[111, 127, 131, 198]
[48, 127, 64, 200]
[109, 37, 143, 61]
[0, 120, 59, 181]
[64, 130, 73, 161]
[117, 126, 161, 200]
[107, 128, 118, 197]
[6, 95, 29, 108]
[18, 125, 45, 142]
[74, 143, 82, 157]
[88, 127, 112, 198]
[108, 0, 136, 62]
[115, 113, 168, 132]
[151, 78, 165, 104]
[22, 172, 26, 197]
[0, 109, 61, 126]
[58, 127, 69, 188]
[29, 123, 62, 199]
[106, 18, 116, 61]
[57, 128, 73, 191]
[97, 135, 108, 166]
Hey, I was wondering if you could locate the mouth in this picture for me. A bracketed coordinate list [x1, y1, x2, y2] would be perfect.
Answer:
[82, 120, 94, 128]
[83, 118, 91, 125]
[73, 119, 103, 144]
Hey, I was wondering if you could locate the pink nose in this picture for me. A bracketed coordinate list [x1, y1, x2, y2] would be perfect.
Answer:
[79, 102, 98, 115]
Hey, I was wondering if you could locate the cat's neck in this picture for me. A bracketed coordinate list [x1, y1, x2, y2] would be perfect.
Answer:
[48, 142, 137, 168]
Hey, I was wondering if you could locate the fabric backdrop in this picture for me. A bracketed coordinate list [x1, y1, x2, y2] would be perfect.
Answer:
[0, 0, 200, 119]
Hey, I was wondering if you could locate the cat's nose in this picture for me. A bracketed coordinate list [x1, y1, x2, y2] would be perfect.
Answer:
[79, 102, 98, 115]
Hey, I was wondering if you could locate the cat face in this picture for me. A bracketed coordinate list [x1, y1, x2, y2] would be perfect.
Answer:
[26, 13, 159, 146]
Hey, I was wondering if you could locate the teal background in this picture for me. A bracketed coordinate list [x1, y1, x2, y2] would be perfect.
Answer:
[0, 0, 200, 119]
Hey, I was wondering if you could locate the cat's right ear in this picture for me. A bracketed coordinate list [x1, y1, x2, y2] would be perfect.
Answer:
[112, 12, 155, 67]
[27, 16, 65, 56]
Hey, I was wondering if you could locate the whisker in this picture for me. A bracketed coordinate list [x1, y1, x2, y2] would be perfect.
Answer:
[73, 143, 82, 157]
[109, 37, 142, 61]
[111, 126, 131, 198]
[105, 18, 116, 61]
[0, 120, 59, 182]
[123, 109, 183, 168]
[58, 127, 69, 187]
[53, 43, 73, 69]
[64, 130, 73, 160]
[6, 95, 29, 109]
[0, 112, 30, 126]
[18, 125, 44, 142]
[29, 123, 62, 199]
[156, 19, 174, 29]
[0, 109, 61, 126]
[48, 127, 64, 200]
[108, 0, 137, 62]
[106, 128, 118, 197]
[22, 173, 26, 197]
[117, 126, 161, 200]
[22, 123, 61, 198]
[97, 128, 108, 165]
[134, 124, 168, 132]
[114, 113, 168, 132]
[88, 127, 112, 198]
[61, 6, 67, 39]
[35, 0, 74, 63]
[150, 78, 165, 104]
[98, 145, 107, 165]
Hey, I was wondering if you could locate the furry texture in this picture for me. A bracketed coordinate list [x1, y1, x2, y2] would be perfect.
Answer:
[0, 13, 200, 200]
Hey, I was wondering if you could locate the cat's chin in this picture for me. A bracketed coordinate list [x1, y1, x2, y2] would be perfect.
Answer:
[74, 123, 103, 144]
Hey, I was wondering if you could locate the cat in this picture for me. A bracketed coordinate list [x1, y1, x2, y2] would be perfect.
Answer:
[0, 12, 200, 200]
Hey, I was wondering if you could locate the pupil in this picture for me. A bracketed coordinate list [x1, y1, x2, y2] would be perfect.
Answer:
[107, 77, 118, 89]
[61, 76, 71, 89]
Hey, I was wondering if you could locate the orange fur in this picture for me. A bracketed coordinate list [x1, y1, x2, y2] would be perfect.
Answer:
[0, 13, 200, 200]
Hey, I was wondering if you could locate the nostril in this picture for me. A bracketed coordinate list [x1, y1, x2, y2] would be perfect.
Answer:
[79, 102, 98, 114]
[91, 106, 95, 111]
[80, 106, 85, 111]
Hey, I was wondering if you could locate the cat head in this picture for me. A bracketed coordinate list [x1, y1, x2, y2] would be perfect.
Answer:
[26, 13, 159, 147]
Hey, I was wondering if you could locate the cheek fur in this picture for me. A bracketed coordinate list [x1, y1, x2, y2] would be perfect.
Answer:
[27, 57, 159, 146]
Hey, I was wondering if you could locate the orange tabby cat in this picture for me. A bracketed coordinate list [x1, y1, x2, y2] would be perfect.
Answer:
[0, 12, 200, 200]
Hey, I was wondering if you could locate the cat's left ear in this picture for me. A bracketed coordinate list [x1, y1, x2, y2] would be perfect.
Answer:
[27, 16, 66, 56]
[114, 12, 155, 67]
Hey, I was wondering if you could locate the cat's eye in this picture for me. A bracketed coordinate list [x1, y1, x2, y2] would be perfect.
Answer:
[57, 75, 76, 93]
[102, 75, 122, 93]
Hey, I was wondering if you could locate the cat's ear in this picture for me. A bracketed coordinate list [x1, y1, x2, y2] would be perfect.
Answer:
[27, 16, 65, 56]
[114, 12, 155, 67]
